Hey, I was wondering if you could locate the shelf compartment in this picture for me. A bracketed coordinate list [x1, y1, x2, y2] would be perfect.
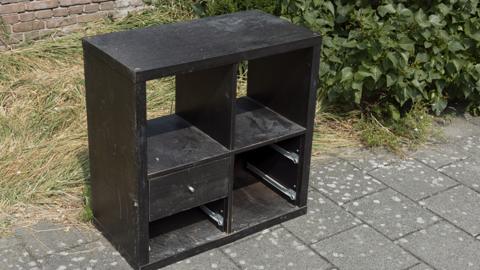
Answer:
[231, 182, 298, 232]
[149, 158, 230, 222]
[234, 97, 306, 152]
[245, 163, 296, 201]
[147, 114, 229, 177]
[149, 207, 226, 263]
[146, 199, 305, 270]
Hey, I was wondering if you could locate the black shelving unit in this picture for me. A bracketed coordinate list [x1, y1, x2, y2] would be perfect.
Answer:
[82, 10, 321, 270]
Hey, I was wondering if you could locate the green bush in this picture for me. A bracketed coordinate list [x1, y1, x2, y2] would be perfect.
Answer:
[193, 0, 279, 16]
[195, 0, 480, 116]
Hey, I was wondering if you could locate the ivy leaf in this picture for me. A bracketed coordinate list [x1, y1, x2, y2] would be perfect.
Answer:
[399, 36, 415, 53]
[431, 98, 448, 115]
[352, 80, 363, 91]
[324, 1, 335, 16]
[399, 8, 413, 18]
[354, 89, 362, 104]
[386, 52, 399, 68]
[448, 40, 465, 52]
[429, 15, 445, 27]
[464, 21, 480, 42]
[415, 9, 430, 28]
[370, 66, 382, 82]
[340, 67, 353, 83]
[437, 4, 451, 16]
[415, 53, 429, 63]
[378, 4, 396, 17]
[386, 74, 397, 87]
[388, 104, 401, 121]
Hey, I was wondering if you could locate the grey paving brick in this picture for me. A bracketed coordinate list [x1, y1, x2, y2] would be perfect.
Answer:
[0, 236, 20, 249]
[339, 148, 398, 172]
[413, 144, 469, 169]
[162, 250, 239, 270]
[440, 117, 480, 141]
[283, 190, 360, 244]
[0, 244, 40, 270]
[312, 225, 418, 270]
[312, 160, 386, 205]
[398, 221, 480, 270]
[16, 221, 100, 258]
[222, 227, 331, 270]
[345, 189, 439, 239]
[369, 159, 457, 201]
[469, 117, 480, 127]
[439, 158, 480, 191]
[456, 136, 480, 156]
[423, 185, 480, 236]
[408, 263, 434, 270]
[42, 240, 131, 269]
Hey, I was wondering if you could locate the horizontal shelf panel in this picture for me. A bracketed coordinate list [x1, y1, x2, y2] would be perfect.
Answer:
[146, 205, 305, 270]
[149, 208, 225, 263]
[147, 115, 229, 177]
[83, 10, 321, 82]
[232, 181, 298, 232]
[234, 97, 306, 152]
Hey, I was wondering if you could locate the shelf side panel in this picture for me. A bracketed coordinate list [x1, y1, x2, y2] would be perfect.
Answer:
[84, 46, 148, 268]
[176, 64, 237, 149]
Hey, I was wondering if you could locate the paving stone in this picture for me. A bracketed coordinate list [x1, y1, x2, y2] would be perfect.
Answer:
[408, 263, 434, 270]
[423, 185, 480, 236]
[222, 227, 331, 270]
[312, 225, 418, 270]
[469, 117, 480, 127]
[345, 189, 439, 239]
[439, 158, 480, 191]
[456, 136, 480, 156]
[369, 159, 457, 201]
[312, 160, 386, 205]
[339, 148, 399, 172]
[283, 190, 360, 244]
[440, 117, 480, 141]
[398, 221, 480, 270]
[163, 249, 239, 270]
[0, 236, 20, 249]
[0, 244, 40, 270]
[16, 220, 101, 258]
[42, 240, 131, 269]
[413, 144, 469, 169]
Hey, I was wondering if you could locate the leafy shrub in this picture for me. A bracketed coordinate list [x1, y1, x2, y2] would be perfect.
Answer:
[193, 0, 279, 16]
[283, 0, 480, 116]
[195, 0, 480, 116]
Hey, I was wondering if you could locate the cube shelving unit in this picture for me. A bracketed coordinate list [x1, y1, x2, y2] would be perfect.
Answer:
[82, 10, 321, 270]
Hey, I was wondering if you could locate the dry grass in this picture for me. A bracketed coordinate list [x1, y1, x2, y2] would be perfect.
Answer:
[312, 111, 362, 157]
[0, 2, 194, 234]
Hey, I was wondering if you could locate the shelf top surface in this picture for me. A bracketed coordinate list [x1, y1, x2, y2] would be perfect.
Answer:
[147, 115, 229, 177]
[234, 97, 306, 152]
[83, 10, 321, 81]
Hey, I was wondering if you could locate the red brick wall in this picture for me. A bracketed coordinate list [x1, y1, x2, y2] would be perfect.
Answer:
[0, 0, 143, 47]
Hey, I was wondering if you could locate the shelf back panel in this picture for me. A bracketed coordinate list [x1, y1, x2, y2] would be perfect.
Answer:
[176, 64, 237, 149]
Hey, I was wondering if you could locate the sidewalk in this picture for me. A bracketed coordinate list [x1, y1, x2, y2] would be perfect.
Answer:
[2, 116, 480, 270]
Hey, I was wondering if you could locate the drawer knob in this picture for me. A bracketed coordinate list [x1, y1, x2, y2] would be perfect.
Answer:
[187, 185, 195, 193]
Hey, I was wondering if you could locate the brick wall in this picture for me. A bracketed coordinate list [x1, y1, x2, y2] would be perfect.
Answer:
[0, 0, 144, 48]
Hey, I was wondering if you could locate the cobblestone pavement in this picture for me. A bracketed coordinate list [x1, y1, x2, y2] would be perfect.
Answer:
[2, 116, 480, 270]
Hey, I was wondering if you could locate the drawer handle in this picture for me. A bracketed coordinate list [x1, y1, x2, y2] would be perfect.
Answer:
[187, 185, 195, 193]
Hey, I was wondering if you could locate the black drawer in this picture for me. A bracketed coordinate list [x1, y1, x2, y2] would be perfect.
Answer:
[149, 158, 230, 221]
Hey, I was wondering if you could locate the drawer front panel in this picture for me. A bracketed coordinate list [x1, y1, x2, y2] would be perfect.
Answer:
[149, 158, 230, 221]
